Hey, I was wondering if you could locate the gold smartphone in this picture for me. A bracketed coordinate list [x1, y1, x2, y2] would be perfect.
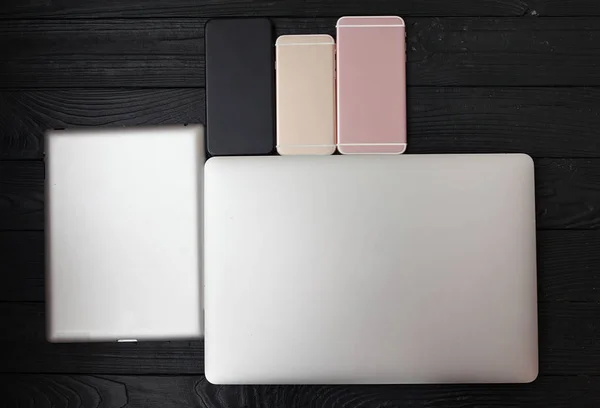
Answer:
[275, 34, 336, 155]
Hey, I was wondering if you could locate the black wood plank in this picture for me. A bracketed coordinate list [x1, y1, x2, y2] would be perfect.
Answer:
[537, 231, 600, 302]
[3, 159, 600, 231]
[0, 0, 528, 19]
[408, 87, 600, 158]
[0, 89, 205, 159]
[0, 161, 44, 230]
[4, 374, 600, 408]
[535, 159, 600, 229]
[2, 230, 599, 302]
[4, 0, 600, 18]
[0, 303, 205, 374]
[2, 18, 600, 87]
[4, 88, 600, 160]
[527, 1, 600, 16]
[0, 302, 598, 375]
[0, 19, 204, 89]
[0, 232, 44, 301]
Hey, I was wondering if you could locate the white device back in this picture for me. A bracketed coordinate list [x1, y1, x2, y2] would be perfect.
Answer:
[46, 125, 204, 342]
[204, 154, 538, 384]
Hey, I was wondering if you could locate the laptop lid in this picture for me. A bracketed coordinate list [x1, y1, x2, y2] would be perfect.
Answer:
[46, 125, 204, 342]
[204, 154, 538, 384]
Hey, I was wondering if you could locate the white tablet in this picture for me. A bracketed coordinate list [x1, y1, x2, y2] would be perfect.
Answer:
[204, 154, 538, 384]
[46, 125, 204, 342]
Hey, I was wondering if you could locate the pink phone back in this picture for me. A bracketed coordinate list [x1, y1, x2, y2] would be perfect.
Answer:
[336, 16, 406, 154]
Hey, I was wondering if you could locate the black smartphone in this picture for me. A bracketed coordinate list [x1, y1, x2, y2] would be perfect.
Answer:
[205, 18, 275, 156]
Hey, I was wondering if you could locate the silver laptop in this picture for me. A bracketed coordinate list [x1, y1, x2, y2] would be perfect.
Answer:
[204, 154, 538, 384]
[46, 125, 204, 342]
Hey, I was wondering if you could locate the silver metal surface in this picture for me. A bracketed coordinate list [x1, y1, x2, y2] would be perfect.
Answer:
[46, 125, 204, 342]
[204, 154, 538, 384]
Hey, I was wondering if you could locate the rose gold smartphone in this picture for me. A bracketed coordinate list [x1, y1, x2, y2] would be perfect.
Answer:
[336, 16, 406, 154]
[276, 34, 336, 155]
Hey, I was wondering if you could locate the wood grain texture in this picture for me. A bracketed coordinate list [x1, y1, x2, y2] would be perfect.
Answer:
[4, 88, 600, 159]
[0, 19, 204, 89]
[535, 159, 600, 229]
[2, 230, 599, 302]
[3, 0, 600, 18]
[0, 232, 44, 301]
[0, 0, 529, 19]
[0, 89, 205, 159]
[537, 231, 600, 302]
[408, 87, 600, 158]
[0, 301, 598, 375]
[3, 18, 600, 87]
[526, 1, 600, 16]
[538, 302, 600, 375]
[0, 303, 205, 374]
[0, 161, 44, 230]
[3, 159, 600, 231]
[4, 374, 600, 408]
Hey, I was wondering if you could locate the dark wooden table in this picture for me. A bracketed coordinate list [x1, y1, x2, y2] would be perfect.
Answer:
[2, 1, 600, 407]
